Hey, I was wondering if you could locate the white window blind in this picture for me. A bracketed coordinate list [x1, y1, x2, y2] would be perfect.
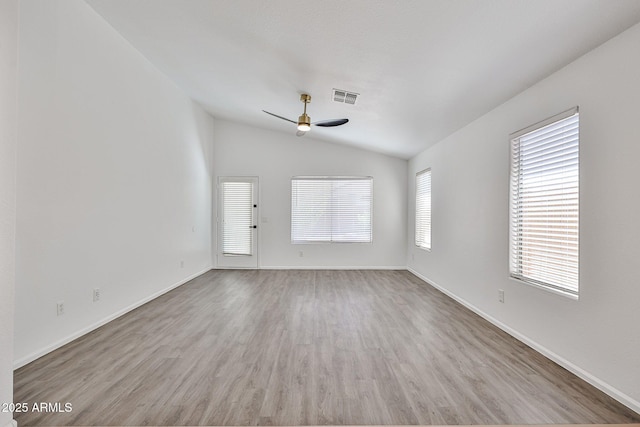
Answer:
[222, 181, 253, 256]
[291, 177, 372, 243]
[415, 169, 432, 250]
[509, 108, 579, 297]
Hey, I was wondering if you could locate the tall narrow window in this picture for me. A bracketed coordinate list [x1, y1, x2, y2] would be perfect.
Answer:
[415, 169, 432, 250]
[291, 177, 372, 243]
[509, 107, 579, 297]
[221, 181, 253, 255]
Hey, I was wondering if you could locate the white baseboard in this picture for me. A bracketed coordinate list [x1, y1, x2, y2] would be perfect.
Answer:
[408, 267, 640, 415]
[13, 267, 213, 370]
[257, 265, 407, 270]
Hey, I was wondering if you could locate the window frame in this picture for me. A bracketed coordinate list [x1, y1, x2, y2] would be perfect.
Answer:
[415, 168, 432, 251]
[508, 107, 580, 299]
[291, 176, 373, 244]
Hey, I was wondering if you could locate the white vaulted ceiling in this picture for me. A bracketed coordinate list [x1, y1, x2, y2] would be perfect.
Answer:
[85, 0, 640, 159]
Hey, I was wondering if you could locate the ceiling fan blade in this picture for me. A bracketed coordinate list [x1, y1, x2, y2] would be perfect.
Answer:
[313, 118, 349, 127]
[296, 130, 307, 137]
[262, 110, 297, 124]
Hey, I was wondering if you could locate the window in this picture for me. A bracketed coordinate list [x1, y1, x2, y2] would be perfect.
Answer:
[415, 169, 432, 250]
[509, 107, 579, 298]
[291, 177, 372, 243]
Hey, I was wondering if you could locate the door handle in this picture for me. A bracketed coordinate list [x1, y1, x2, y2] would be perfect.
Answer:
[251, 225, 257, 229]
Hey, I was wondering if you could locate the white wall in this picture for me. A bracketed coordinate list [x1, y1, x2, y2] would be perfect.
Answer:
[0, 0, 19, 425]
[213, 120, 407, 269]
[407, 21, 640, 412]
[14, 0, 214, 366]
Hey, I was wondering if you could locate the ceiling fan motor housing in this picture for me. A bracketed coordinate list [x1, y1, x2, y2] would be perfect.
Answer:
[297, 94, 312, 131]
[298, 113, 311, 130]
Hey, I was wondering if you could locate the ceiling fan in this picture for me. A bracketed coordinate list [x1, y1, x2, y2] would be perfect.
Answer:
[263, 94, 349, 136]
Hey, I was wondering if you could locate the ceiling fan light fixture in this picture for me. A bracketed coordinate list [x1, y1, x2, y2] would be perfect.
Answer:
[297, 113, 311, 132]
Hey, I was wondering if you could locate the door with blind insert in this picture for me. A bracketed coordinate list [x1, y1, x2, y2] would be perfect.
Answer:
[217, 177, 258, 268]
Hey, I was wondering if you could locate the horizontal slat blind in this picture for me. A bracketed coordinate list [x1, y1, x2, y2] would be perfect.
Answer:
[222, 181, 253, 255]
[510, 110, 579, 296]
[291, 177, 372, 243]
[415, 169, 431, 249]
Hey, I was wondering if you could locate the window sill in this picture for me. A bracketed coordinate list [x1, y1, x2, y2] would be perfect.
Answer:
[509, 275, 579, 300]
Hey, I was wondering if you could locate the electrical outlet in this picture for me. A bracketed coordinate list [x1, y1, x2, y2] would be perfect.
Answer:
[498, 289, 505, 303]
[93, 288, 101, 302]
[180, 260, 184, 268]
[298, 251, 304, 257]
[56, 302, 65, 316]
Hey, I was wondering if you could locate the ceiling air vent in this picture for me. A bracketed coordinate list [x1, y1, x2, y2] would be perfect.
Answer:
[333, 89, 359, 105]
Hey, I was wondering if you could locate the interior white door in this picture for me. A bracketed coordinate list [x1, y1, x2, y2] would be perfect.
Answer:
[217, 176, 258, 268]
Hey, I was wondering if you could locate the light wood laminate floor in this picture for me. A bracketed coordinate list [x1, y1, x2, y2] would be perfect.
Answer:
[14, 269, 640, 425]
